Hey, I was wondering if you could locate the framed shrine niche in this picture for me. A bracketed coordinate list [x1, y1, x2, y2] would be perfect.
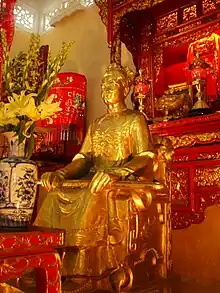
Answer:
[34, 72, 86, 172]
[115, 0, 220, 119]
[95, 0, 220, 229]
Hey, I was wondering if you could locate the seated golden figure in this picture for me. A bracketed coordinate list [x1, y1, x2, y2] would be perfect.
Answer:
[34, 63, 172, 291]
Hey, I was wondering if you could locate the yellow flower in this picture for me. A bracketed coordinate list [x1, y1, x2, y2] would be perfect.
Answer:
[7, 91, 38, 119]
[0, 102, 19, 127]
[4, 92, 62, 126]
[37, 94, 62, 120]
[22, 96, 40, 121]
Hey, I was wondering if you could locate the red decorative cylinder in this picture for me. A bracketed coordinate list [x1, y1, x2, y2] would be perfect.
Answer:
[36, 72, 87, 159]
[0, 0, 16, 92]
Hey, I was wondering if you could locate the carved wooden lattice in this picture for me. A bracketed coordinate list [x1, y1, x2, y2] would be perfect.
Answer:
[14, 3, 35, 31]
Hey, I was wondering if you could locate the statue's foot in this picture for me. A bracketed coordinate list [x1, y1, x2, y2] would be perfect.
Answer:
[109, 218, 124, 244]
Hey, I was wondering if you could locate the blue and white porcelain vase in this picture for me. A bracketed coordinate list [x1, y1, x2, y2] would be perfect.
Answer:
[0, 132, 38, 228]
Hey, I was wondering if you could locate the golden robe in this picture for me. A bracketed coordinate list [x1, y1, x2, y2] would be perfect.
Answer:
[34, 109, 154, 276]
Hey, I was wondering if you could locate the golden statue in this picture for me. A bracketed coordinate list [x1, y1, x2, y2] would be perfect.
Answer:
[0, 283, 23, 292]
[34, 63, 172, 292]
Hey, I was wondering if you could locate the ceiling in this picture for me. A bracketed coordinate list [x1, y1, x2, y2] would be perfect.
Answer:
[16, 0, 92, 32]
[19, 0, 69, 12]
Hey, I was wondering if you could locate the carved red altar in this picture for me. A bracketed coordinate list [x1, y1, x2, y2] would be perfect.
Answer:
[150, 113, 220, 229]
[95, 0, 220, 229]
[0, 226, 64, 292]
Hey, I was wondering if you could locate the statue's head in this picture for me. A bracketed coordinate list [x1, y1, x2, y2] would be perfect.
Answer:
[101, 63, 135, 105]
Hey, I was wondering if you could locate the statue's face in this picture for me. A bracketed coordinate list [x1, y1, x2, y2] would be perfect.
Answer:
[101, 74, 126, 105]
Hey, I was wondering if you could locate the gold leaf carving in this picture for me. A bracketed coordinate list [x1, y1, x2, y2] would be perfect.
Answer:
[168, 132, 220, 149]
[195, 167, 220, 187]
[197, 152, 220, 160]
[171, 168, 189, 203]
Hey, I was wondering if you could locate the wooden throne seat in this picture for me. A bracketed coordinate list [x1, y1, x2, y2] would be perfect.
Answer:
[57, 136, 173, 292]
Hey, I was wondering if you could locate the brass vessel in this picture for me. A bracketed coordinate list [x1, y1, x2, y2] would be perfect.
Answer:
[156, 83, 191, 121]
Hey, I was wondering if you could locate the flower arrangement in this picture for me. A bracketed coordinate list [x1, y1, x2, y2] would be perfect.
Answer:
[0, 31, 73, 158]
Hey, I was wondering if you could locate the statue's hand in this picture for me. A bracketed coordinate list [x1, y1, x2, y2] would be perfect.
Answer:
[89, 171, 119, 194]
[41, 172, 64, 192]
[40, 172, 53, 191]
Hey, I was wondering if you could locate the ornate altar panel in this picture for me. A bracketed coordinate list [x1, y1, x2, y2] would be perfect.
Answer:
[150, 112, 220, 229]
[96, 0, 220, 118]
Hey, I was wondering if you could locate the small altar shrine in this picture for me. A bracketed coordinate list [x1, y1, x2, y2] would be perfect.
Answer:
[95, 0, 220, 229]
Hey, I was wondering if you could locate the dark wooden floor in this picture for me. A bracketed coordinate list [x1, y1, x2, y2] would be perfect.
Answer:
[9, 276, 220, 292]
[94, 281, 220, 293]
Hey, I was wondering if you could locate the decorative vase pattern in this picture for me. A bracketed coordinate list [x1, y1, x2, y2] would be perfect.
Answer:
[0, 132, 38, 227]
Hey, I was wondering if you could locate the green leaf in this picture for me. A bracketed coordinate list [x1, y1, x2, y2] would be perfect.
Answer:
[25, 134, 35, 160]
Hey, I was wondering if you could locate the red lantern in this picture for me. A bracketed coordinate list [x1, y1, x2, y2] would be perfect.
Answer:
[133, 70, 150, 120]
[134, 70, 149, 95]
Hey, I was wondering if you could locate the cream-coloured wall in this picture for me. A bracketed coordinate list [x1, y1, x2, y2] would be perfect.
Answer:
[40, 6, 135, 126]
[10, 29, 31, 57]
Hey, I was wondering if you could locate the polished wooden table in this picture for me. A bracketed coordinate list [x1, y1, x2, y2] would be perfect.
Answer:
[0, 226, 65, 293]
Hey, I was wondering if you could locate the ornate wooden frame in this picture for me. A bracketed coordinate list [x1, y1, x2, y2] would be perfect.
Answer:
[150, 112, 220, 229]
[95, 0, 220, 229]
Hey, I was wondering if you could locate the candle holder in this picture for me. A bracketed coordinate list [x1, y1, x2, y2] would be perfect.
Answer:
[132, 69, 150, 120]
[188, 51, 212, 117]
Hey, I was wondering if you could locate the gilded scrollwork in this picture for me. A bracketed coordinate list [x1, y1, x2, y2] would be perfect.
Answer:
[0, 253, 61, 292]
[200, 193, 220, 211]
[172, 212, 203, 230]
[153, 47, 163, 83]
[164, 22, 220, 47]
[0, 231, 64, 253]
[202, 0, 216, 14]
[107, 0, 166, 35]
[179, 21, 202, 33]
[197, 152, 220, 160]
[157, 12, 178, 32]
[183, 5, 197, 23]
[173, 155, 189, 162]
[167, 131, 220, 149]
[172, 192, 220, 229]
[171, 168, 189, 204]
[195, 167, 220, 187]
[128, 200, 139, 252]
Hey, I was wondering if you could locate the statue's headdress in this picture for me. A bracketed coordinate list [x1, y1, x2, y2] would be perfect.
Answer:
[103, 63, 135, 89]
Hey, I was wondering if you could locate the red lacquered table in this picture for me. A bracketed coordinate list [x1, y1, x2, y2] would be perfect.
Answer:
[0, 226, 65, 293]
